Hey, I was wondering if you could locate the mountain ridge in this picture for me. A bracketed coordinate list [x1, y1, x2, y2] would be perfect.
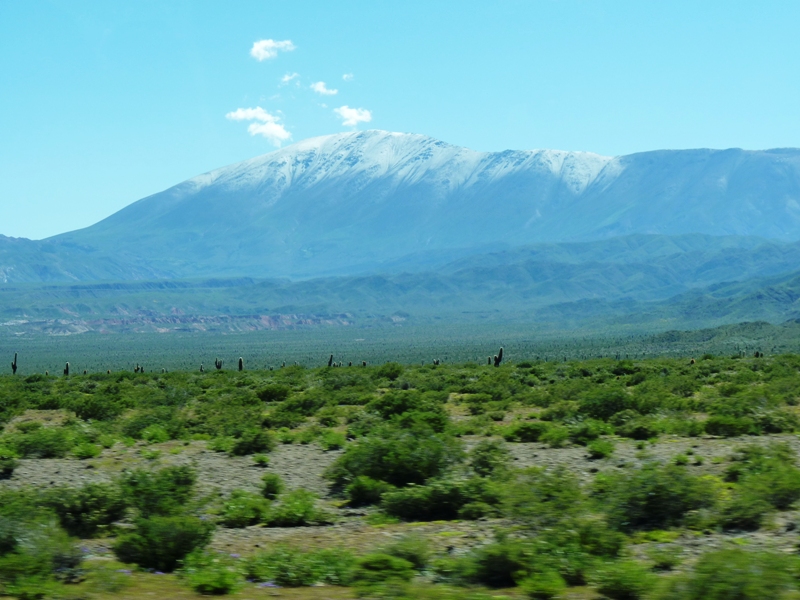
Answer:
[3, 131, 800, 283]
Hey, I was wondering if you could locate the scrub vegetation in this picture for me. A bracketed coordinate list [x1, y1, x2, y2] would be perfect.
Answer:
[3, 352, 800, 598]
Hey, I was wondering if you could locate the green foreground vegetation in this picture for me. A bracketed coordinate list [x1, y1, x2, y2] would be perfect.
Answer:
[3, 353, 800, 598]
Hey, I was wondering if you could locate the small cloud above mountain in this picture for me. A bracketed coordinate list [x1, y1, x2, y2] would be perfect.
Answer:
[335, 105, 372, 127]
[342, 73, 354, 81]
[225, 107, 291, 146]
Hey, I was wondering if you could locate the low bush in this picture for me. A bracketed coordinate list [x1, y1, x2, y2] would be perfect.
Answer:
[587, 439, 615, 459]
[459, 539, 531, 588]
[218, 490, 271, 528]
[599, 463, 719, 532]
[45, 482, 127, 538]
[541, 425, 571, 448]
[382, 534, 431, 571]
[244, 546, 355, 586]
[229, 428, 275, 456]
[346, 475, 394, 507]
[704, 415, 756, 437]
[180, 550, 244, 595]
[326, 425, 464, 488]
[319, 429, 346, 451]
[381, 478, 500, 521]
[591, 560, 657, 600]
[260, 473, 284, 500]
[265, 489, 329, 527]
[351, 553, 415, 586]
[500, 421, 550, 443]
[119, 466, 197, 518]
[468, 439, 511, 477]
[520, 570, 567, 600]
[569, 419, 613, 446]
[73, 442, 102, 459]
[5, 427, 73, 458]
[141, 424, 170, 444]
[113, 515, 214, 572]
[0, 446, 19, 479]
[616, 417, 662, 440]
[654, 548, 800, 600]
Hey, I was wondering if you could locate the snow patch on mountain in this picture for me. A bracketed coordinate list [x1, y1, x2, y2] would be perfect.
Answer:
[186, 130, 614, 199]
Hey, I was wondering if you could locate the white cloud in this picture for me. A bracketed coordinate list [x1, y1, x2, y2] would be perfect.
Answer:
[250, 39, 295, 61]
[281, 72, 299, 85]
[334, 105, 372, 127]
[310, 81, 338, 95]
[225, 106, 291, 146]
[342, 73, 354, 81]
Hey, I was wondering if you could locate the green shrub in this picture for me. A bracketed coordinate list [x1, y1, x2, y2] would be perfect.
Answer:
[257, 384, 291, 403]
[655, 548, 800, 600]
[375, 363, 405, 381]
[346, 476, 394, 507]
[180, 550, 244, 595]
[382, 534, 430, 571]
[260, 473, 284, 500]
[119, 466, 196, 518]
[141, 424, 170, 444]
[113, 515, 214, 572]
[460, 539, 530, 588]
[704, 415, 756, 437]
[229, 428, 276, 456]
[326, 425, 464, 488]
[541, 425, 571, 448]
[382, 478, 500, 521]
[244, 546, 355, 586]
[0, 446, 19, 479]
[616, 417, 662, 440]
[352, 553, 415, 585]
[469, 439, 511, 477]
[501, 421, 550, 443]
[265, 489, 328, 527]
[252, 454, 270, 467]
[569, 419, 613, 445]
[587, 439, 615, 459]
[218, 490, 271, 528]
[719, 487, 773, 531]
[73, 442, 102, 459]
[520, 570, 567, 599]
[647, 545, 684, 571]
[6, 427, 73, 458]
[504, 467, 585, 529]
[579, 388, 634, 420]
[591, 560, 656, 600]
[599, 463, 719, 532]
[319, 430, 346, 451]
[45, 482, 127, 538]
[208, 436, 236, 453]
[0, 517, 83, 592]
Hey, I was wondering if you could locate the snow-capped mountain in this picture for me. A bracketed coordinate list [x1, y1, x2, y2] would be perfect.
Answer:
[5, 130, 800, 282]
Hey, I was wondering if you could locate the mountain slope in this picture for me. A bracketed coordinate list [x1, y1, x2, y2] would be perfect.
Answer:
[3, 131, 800, 283]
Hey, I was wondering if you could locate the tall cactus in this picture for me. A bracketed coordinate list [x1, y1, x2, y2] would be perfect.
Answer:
[328, 354, 334, 367]
[493, 347, 504, 367]
[64, 362, 70, 376]
[11, 353, 17, 375]
[215, 358, 223, 370]
[238, 357, 244, 372]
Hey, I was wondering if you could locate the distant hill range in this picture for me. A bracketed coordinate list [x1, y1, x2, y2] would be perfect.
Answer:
[3, 130, 800, 282]
[3, 131, 800, 336]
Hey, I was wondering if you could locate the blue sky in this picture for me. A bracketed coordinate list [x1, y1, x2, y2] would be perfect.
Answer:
[2, 0, 800, 239]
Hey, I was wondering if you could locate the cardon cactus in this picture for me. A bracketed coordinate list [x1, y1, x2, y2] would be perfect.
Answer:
[64, 362, 70, 376]
[215, 358, 223, 370]
[493, 347, 504, 367]
[238, 357, 244, 372]
[11, 353, 17, 375]
[328, 354, 334, 368]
